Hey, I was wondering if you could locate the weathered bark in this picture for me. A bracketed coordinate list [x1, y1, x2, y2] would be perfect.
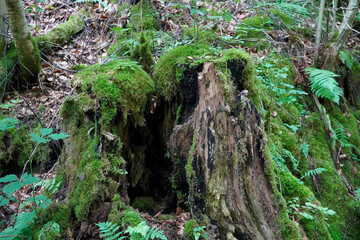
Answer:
[334, 0, 359, 51]
[169, 62, 281, 239]
[5, 0, 40, 84]
[0, 2, 6, 56]
[315, 0, 326, 48]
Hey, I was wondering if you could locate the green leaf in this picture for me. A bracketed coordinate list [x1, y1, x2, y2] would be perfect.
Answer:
[305, 68, 343, 104]
[0, 196, 9, 206]
[0, 174, 19, 183]
[301, 142, 309, 158]
[339, 50, 354, 70]
[22, 172, 40, 185]
[40, 128, 53, 136]
[30, 133, 49, 143]
[222, 12, 232, 22]
[0, 118, 19, 131]
[3, 182, 24, 197]
[48, 133, 70, 140]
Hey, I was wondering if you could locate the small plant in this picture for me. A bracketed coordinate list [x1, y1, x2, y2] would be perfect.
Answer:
[125, 221, 167, 240]
[38, 221, 61, 240]
[287, 197, 336, 222]
[34, 178, 62, 195]
[95, 221, 125, 240]
[303, 168, 327, 178]
[0, 173, 52, 239]
[193, 226, 208, 240]
[305, 68, 343, 104]
[96, 221, 167, 240]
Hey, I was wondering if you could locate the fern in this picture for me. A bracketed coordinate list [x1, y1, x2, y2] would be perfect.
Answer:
[125, 221, 167, 240]
[305, 68, 343, 104]
[34, 179, 62, 194]
[304, 168, 327, 178]
[95, 222, 125, 240]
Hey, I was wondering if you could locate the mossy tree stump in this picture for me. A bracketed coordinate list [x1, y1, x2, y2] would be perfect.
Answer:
[166, 61, 280, 239]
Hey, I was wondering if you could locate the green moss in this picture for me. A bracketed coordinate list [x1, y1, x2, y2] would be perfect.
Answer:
[130, 32, 154, 74]
[181, 27, 218, 45]
[153, 44, 209, 100]
[36, 11, 87, 47]
[0, 43, 17, 92]
[184, 219, 198, 240]
[108, 194, 127, 224]
[0, 118, 50, 173]
[186, 129, 197, 182]
[36, 204, 72, 235]
[236, 15, 272, 49]
[73, 59, 154, 127]
[121, 209, 143, 227]
[128, 0, 159, 31]
[269, 9, 294, 26]
[132, 197, 154, 212]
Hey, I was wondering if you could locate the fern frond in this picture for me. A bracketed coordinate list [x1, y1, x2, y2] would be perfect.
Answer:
[333, 120, 353, 148]
[304, 168, 327, 178]
[148, 226, 167, 240]
[305, 68, 343, 104]
[95, 222, 125, 240]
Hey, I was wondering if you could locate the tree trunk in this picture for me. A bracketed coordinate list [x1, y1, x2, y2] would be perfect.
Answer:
[315, 0, 326, 48]
[5, 0, 40, 85]
[334, 0, 359, 51]
[0, 1, 6, 56]
[169, 62, 281, 239]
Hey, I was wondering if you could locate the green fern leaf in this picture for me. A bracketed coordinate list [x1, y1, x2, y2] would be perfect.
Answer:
[304, 168, 327, 178]
[305, 68, 343, 104]
[95, 222, 125, 240]
[339, 50, 354, 70]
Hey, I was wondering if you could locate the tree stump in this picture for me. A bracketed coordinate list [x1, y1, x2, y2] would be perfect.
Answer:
[169, 62, 281, 239]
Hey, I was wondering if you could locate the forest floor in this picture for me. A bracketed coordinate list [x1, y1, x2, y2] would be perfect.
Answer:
[2, 0, 360, 239]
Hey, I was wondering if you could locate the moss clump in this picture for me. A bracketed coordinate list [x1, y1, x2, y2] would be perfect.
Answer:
[38, 221, 61, 240]
[73, 59, 154, 127]
[128, 0, 159, 31]
[153, 45, 209, 100]
[36, 11, 86, 47]
[237, 15, 272, 39]
[181, 27, 218, 45]
[121, 209, 143, 227]
[132, 197, 154, 212]
[0, 117, 50, 173]
[269, 9, 294, 26]
[130, 32, 154, 74]
[184, 219, 199, 240]
[0, 44, 17, 92]
[36, 204, 72, 236]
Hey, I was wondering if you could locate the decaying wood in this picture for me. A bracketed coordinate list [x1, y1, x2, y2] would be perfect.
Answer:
[169, 62, 281, 239]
